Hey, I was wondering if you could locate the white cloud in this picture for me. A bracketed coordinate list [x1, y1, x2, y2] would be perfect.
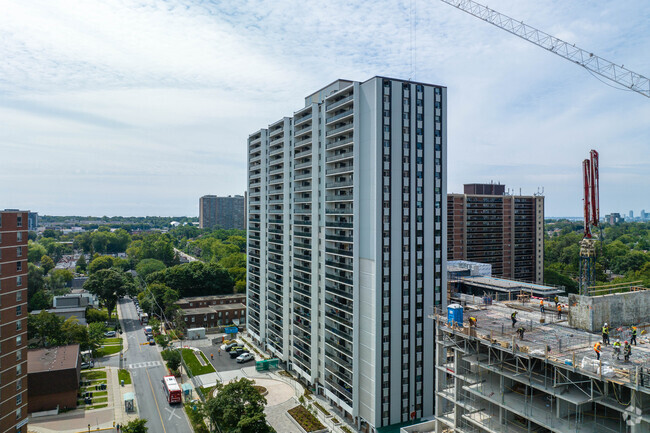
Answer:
[0, 0, 649, 216]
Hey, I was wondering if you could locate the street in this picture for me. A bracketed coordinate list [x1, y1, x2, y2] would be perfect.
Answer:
[118, 298, 192, 433]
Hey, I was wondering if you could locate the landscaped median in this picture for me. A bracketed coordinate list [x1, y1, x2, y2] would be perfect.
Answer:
[181, 349, 215, 376]
[96, 336, 123, 357]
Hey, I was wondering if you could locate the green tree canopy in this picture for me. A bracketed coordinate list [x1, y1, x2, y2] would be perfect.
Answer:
[121, 418, 148, 433]
[88, 255, 116, 274]
[28, 310, 64, 347]
[204, 377, 275, 433]
[76, 254, 87, 273]
[146, 261, 234, 298]
[41, 255, 55, 274]
[28, 240, 47, 263]
[84, 268, 136, 318]
[135, 258, 167, 279]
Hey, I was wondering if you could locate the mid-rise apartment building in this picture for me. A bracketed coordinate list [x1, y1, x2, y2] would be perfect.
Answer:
[0, 210, 29, 432]
[247, 77, 447, 431]
[448, 184, 544, 283]
[199, 194, 246, 229]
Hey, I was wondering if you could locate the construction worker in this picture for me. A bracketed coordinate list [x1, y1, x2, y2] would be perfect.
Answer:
[624, 341, 632, 362]
[557, 304, 562, 319]
[211, 353, 214, 361]
[613, 340, 621, 360]
[517, 326, 525, 340]
[468, 317, 477, 327]
[511, 311, 518, 328]
[540, 299, 545, 314]
[554, 295, 559, 307]
[602, 323, 610, 345]
[631, 326, 637, 346]
[594, 341, 602, 360]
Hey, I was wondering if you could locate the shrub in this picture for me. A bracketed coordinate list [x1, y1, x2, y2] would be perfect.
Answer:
[288, 405, 325, 432]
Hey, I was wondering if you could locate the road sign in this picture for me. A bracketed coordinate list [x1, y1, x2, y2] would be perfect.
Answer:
[224, 326, 238, 334]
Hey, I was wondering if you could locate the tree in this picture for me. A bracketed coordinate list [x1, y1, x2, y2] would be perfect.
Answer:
[28, 240, 47, 263]
[155, 334, 171, 349]
[161, 349, 181, 371]
[135, 258, 166, 279]
[41, 255, 55, 274]
[28, 289, 51, 311]
[88, 322, 107, 354]
[84, 268, 136, 319]
[147, 261, 234, 298]
[204, 378, 275, 433]
[121, 418, 148, 433]
[88, 255, 115, 274]
[76, 254, 87, 273]
[140, 283, 179, 319]
[61, 317, 90, 348]
[46, 269, 74, 291]
[28, 311, 64, 347]
[85, 308, 109, 324]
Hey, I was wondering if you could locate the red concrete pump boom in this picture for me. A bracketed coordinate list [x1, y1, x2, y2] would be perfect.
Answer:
[583, 159, 592, 238]
[590, 150, 599, 227]
[583, 150, 600, 238]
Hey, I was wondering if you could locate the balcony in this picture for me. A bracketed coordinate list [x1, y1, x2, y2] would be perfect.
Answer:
[325, 94, 353, 111]
[294, 172, 312, 181]
[326, 136, 353, 150]
[294, 208, 312, 214]
[325, 220, 352, 229]
[293, 296, 311, 310]
[294, 148, 312, 159]
[293, 283, 311, 297]
[325, 194, 353, 202]
[293, 274, 311, 286]
[324, 323, 353, 343]
[326, 122, 353, 138]
[294, 252, 312, 261]
[294, 136, 312, 148]
[325, 284, 353, 301]
[294, 184, 312, 192]
[326, 152, 353, 163]
[294, 229, 311, 238]
[293, 219, 311, 226]
[325, 272, 353, 286]
[326, 108, 354, 124]
[294, 196, 312, 203]
[294, 113, 312, 126]
[293, 240, 311, 249]
[325, 207, 353, 215]
[325, 179, 353, 189]
[294, 160, 312, 170]
[325, 165, 353, 176]
[325, 247, 352, 257]
[325, 297, 353, 315]
[268, 177, 283, 186]
[325, 260, 353, 271]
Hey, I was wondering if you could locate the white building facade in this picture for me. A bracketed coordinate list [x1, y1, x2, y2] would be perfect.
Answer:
[247, 77, 447, 431]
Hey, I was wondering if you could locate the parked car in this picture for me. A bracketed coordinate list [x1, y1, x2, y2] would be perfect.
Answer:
[236, 352, 254, 363]
[220, 342, 239, 352]
[81, 360, 95, 369]
[148, 336, 156, 345]
[104, 331, 116, 337]
[229, 347, 248, 358]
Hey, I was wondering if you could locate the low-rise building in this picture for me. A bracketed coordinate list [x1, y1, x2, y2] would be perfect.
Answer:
[175, 293, 246, 310]
[28, 345, 81, 413]
[181, 303, 246, 328]
[30, 307, 87, 325]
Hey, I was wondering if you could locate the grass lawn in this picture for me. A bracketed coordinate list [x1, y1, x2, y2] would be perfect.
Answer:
[118, 369, 132, 385]
[102, 337, 123, 344]
[181, 349, 215, 376]
[86, 403, 108, 410]
[96, 345, 123, 357]
[81, 370, 107, 380]
[184, 403, 209, 433]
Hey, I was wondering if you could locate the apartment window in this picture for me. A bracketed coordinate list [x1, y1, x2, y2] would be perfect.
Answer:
[16, 320, 21, 331]
[16, 335, 22, 346]
[17, 216, 22, 227]
[17, 246, 22, 257]
[16, 350, 22, 361]
[17, 379, 22, 390]
[16, 261, 22, 272]
[17, 364, 22, 375]
[16, 291, 22, 302]
[16, 305, 22, 316]
[17, 393, 22, 405]
[17, 232, 22, 242]
[16, 408, 21, 420]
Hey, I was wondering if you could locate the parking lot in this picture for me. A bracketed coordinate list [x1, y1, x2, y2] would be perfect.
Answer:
[197, 340, 255, 373]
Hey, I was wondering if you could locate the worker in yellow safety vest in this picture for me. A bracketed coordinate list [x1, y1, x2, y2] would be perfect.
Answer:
[602, 323, 610, 345]
[613, 340, 621, 360]
[511, 311, 518, 328]
[468, 317, 477, 327]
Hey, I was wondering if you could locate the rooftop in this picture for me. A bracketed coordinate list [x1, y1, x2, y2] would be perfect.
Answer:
[28, 344, 80, 373]
[457, 275, 565, 296]
[183, 303, 246, 315]
[440, 298, 650, 377]
[176, 293, 246, 303]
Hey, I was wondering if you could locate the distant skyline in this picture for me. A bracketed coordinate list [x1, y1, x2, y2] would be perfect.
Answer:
[2, 0, 649, 217]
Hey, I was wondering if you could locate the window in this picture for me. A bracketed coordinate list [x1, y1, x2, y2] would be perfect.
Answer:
[17, 216, 22, 227]
[16, 276, 22, 286]
[16, 350, 21, 361]
[16, 305, 21, 316]
[16, 291, 22, 302]
[16, 335, 22, 346]
[17, 232, 22, 242]
[16, 261, 22, 272]
[16, 320, 21, 331]
[16, 379, 21, 390]
[17, 246, 22, 257]
[16, 408, 21, 420]
[16, 393, 22, 405]
[17, 364, 22, 375]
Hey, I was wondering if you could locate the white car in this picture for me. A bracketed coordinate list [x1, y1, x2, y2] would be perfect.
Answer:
[236, 352, 254, 363]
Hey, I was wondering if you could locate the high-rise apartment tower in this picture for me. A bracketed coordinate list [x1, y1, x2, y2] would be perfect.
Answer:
[199, 194, 246, 229]
[447, 185, 544, 283]
[0, 210, 29, 432]
[246, 77, 447, 431]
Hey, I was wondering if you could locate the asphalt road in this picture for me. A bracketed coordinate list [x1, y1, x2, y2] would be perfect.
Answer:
[119, 298, 192, 433]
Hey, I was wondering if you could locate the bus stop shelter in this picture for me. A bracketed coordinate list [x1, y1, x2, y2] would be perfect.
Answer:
[123, 392, 135, 412]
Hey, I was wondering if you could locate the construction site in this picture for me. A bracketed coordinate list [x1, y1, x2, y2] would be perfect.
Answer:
[400, 287, 650, 433]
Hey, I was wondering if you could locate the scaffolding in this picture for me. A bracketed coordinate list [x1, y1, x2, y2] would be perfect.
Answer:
[429, 301, 650, 433]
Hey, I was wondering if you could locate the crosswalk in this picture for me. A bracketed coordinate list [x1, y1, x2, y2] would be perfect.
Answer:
[128, 361, 162, 369]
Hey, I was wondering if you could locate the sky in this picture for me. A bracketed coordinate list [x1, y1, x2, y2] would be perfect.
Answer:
[1, 0, 649, 217]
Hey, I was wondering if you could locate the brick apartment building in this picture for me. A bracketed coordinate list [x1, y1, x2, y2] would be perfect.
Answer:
[448, 184, 544, 283]
[0, 210, 29, 432]
[28, 344, 81, 413]
[176, 294, 246, 328]
[199, 195, 246, 229]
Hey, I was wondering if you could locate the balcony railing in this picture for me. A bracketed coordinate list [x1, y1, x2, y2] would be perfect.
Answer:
[326, 122, 353, 137]
[326, 136, 353, 150]
[325, 94, 353, 111]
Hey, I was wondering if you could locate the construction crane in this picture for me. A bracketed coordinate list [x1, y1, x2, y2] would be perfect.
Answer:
[579, 150, 599, 294]
[439, 0, 650, 98]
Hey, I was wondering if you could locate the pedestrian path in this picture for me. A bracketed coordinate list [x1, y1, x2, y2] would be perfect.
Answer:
[127, 361, 161, 369]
